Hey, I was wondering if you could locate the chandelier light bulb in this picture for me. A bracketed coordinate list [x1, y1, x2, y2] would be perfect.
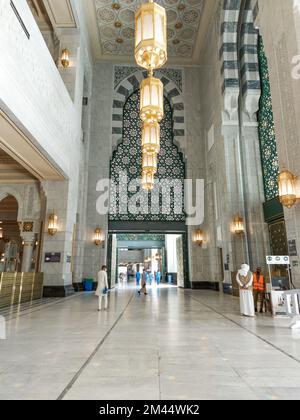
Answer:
[142, 151, 158, 174]
[140, 76, 164, 123]
[141, 170, 155, 191]
[142, 122, 160, 154]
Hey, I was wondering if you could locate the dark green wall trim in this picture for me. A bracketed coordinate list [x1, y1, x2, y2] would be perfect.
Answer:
[263, 198, 284, 223]
[258, 34, 280, 201]
[43, 285, 75, 298]
[73, 282, 98, 292]
[191, 282, 220, 291]
[109, 221, 187, 233]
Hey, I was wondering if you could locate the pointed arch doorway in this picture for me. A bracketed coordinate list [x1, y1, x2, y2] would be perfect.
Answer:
[108, 89, 189, 289]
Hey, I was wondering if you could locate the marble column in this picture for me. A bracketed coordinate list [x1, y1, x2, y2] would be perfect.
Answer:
[221, 88, 248, 278]
[21, 233, 35, 273]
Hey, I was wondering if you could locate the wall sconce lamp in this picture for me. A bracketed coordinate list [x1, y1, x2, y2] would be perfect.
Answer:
[48, 213, 58, 236]
[0, 227, 3, 239]
[61, 48, 70, 69]
[233, 216, 245, 235]
[278, 169, 300, 209]
[94, 228, 104, 246]
[193, 229, 204, 247]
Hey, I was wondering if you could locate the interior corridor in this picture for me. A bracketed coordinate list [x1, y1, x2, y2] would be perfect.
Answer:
[1, 286, 300, 400]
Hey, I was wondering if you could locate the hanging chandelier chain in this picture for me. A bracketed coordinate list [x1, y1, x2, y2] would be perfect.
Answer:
[134, 0, 167, 190]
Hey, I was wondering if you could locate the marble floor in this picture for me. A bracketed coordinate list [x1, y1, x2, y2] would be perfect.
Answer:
[1, 285, 300, 400]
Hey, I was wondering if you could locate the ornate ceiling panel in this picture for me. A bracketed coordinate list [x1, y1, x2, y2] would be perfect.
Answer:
[93, 0, 204, 59]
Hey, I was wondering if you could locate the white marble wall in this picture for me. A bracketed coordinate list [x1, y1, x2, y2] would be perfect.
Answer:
[0, 0, 93, 290]
[257, 0, 300, 287]
[82, 63, 114, 281]
[187, 6, 270, 288]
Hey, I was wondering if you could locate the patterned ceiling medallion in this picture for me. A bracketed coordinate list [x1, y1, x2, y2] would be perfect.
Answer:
[112, 2, 121, 10]
[180, 27, 195, 39]
[98, 8, 115, 22]
[177, 4, 186, 11]
[176, 43, 192, 56]
[166, 9, 177, 23]
[167, 28, 175, 39]
[175, 21, 183, 29]
[119, 8, 135, 23]
[94, 0, 204, 59]
[183, 9, 199, 24]
[95, 0, 110, 5]
[123, 43, 134, 53]
[100, 26, 118, 39]
[122, 27, 135, 39]
[103, 40, 118, 53]
[164, 0, 178, 4]
[186, 0, 203, 4]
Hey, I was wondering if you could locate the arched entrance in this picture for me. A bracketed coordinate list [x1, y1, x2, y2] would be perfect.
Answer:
[0, 195, 22, 272]
[108, 89, 189, 289]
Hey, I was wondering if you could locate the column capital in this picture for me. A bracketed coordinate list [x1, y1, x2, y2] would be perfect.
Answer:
[222, 87, 240, 124]
[19, 221, 39, 235]
[21, 233, 36, 244]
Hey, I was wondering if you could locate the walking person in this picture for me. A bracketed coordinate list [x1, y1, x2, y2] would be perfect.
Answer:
[138, 269, 148, 296]
[136, 270, 141, 286]
[253, 267, 265, 313]
[95, 265, 109, 311]
[149, 272, 153, 286]
[155, 270, 161, 285]
[236, 263, 255, 317]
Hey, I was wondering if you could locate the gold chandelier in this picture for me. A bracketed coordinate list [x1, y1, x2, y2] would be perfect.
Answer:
[135, 0, 167, 71]
[142, 151, 157, 173]
[135, 0, 167, 191]
[140, 76, 164, 123]
[142, 121, 160, 154]
[141, 170, 155, 191]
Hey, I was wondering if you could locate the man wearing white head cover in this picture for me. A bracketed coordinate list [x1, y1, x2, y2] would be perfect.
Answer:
[236, 264, 255, 317]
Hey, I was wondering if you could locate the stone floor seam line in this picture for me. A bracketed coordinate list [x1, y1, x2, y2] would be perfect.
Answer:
[157, 349, 162, 401]
[56, 292, 135, 401]
[186, 292, 300, 366]
[0, 294, 83, 322]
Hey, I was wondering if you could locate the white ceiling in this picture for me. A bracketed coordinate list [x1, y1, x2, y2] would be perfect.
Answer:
[85, 0, 216, 65]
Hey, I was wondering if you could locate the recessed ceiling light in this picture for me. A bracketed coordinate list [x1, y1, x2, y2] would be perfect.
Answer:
[116, 37, 124, 44]
[112, 3, 121, 10]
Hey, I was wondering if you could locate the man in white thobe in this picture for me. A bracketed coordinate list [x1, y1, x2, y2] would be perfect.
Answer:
[95, 265, 109, 311]
[236, 264, 255, 317]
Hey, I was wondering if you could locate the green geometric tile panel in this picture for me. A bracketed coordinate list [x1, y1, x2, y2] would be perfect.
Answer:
[109, 92, 185, 222]
[258, 35, 280, 201]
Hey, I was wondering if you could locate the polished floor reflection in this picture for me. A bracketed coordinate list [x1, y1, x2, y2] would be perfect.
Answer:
[1, 285, 300, 400]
